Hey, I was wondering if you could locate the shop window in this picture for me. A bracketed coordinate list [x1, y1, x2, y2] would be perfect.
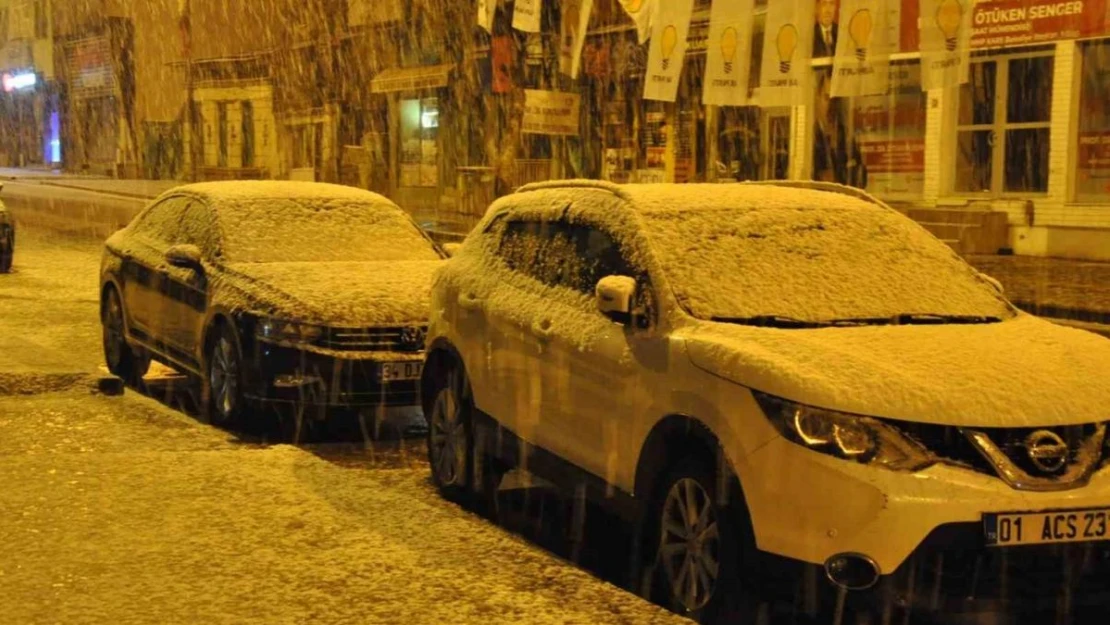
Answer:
[217, 102, 229, 168]
[955, 53, 1053, 195]
[400, 97, 439, 187]
[637, 101, 668, 183]
[241, 101, 255, 168]
[1076, 40, 1110, 202]
[717, 107, 790, 182]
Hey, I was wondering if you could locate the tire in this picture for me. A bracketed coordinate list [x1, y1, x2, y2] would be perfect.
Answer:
[426, 358, 482, 502]
[644, 458, 759, 624]
[203, 324, 245, 426]
[101, 286, 150, 386]
[0, 229, 12, 273]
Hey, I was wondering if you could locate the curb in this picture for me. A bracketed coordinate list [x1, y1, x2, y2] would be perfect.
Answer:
[35, 180, 163, 201]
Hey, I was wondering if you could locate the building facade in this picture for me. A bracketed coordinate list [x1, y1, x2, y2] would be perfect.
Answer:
[0, 0, 59, 168]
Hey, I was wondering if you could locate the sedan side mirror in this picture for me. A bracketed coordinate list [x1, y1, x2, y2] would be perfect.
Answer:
[166, 243, 203, 269]
[596, 275, 638, 325]
[443, 242, 462, 258]
[978, 272, 1004, 295]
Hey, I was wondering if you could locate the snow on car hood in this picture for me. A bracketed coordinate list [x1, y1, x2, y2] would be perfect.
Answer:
[683, 314, 1110, 427]
[223, 260, 441, 326]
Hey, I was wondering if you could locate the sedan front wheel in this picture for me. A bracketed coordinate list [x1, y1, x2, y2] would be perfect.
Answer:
[204, 326, 244, 426]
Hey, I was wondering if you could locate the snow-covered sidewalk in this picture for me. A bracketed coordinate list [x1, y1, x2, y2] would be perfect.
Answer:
[0, 386, 686, 625]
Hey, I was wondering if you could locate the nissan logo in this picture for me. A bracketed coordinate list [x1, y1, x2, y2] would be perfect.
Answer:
[400, 326, 426, 350]
[1025, 430, 1069, 473]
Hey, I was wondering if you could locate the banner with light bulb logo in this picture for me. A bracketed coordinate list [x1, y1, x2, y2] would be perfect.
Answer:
[703, 0, 755, 107]
[643, 0, 695, 102]
[758, 0, 815, 107]
[830, 0, 898, 97]
[919, 0, 975, 90]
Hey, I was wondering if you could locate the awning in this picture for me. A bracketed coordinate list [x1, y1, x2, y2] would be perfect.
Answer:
[371, 64, 452, 94]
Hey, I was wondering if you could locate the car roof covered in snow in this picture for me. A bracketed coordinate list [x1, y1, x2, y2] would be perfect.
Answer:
[513, 179, 889, 215]
[160, 181, 398, 207]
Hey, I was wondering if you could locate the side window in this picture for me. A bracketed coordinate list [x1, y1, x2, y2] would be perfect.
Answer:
[132, 197, 189, 245]
[496, 220, 543, 273]
[566, 224, 636, 295]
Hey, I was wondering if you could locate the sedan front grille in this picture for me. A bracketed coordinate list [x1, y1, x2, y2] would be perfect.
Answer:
[317, 326, 427, 352]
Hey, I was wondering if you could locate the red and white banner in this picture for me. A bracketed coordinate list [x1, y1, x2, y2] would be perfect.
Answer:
[969, 0, 1108, 48]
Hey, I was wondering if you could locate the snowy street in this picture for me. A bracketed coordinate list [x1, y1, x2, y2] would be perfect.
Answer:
[0, 225, 688, 625]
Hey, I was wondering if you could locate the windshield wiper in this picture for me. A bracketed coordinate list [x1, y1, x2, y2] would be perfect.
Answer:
[710, 315, 831, 329]
[829, 314, 1003, 327]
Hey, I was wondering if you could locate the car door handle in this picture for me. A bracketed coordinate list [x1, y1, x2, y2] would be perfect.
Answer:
[531, 319, 554, 341]
[458, 292, 483, 311]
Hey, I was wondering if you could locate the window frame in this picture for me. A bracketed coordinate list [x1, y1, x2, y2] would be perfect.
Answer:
[953, 48, 1055, 197]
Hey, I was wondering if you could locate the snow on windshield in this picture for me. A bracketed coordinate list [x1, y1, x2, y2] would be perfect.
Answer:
[216, 197, 440, 264]
[640, 201, 1012, 322]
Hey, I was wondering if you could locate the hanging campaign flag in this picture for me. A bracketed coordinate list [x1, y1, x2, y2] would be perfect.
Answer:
[514, 0, 543, 32]
[830, 0, 896, 97]
[643, 0, 694, 102]
[703, 0, 755, 107]
[478, 0, 496, 32]
[617, 0, 656, 44]
[758, 0, 814, 108]
[559, 0, 594, 78]
[919, 0, 975, 90]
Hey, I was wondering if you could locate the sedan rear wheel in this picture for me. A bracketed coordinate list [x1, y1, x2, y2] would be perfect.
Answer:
[102, 287, 149, 386]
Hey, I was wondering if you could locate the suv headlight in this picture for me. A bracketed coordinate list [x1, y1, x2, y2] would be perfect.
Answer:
[754, 391, 935, 472]
[255, 317, 324, 343]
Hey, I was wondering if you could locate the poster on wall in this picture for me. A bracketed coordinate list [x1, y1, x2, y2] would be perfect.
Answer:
[514, 0, 543, 32]
[853, 65, 926, 198]
[522, 89, 581, 135]
[1077, 42, 1110, 198]
[968, 0, 1108, 48]
[919, 0, 975, 90]
[703, 0, 755, 106]
[643, 0, 695, 102]
[830, 0, 897, 97]
[759, 0, 815, 107]
[559, 0, 594, 78]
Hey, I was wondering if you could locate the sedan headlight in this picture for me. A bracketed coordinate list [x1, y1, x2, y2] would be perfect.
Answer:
[754, 391, 935, 472]
[255, 317, 324, 343]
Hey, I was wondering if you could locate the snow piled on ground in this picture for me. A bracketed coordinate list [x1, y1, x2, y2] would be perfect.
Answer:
[685, 313, 1110, 427]
[0, 390, 687, 625]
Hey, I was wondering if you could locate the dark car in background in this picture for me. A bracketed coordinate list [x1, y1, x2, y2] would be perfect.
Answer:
[0, 183, 13, 273]
[99, 181, 445, 437]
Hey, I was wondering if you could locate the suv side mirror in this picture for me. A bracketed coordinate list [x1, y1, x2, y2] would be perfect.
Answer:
[166, 243, 203, 269]
[596, 275, 637, 325]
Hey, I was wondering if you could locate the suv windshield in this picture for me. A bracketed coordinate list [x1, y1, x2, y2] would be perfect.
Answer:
[640, 203, 1013, 324]
[217, 198, 441, 263]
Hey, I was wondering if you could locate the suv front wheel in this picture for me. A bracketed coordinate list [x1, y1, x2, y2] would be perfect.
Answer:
[427, 361, 475, 498]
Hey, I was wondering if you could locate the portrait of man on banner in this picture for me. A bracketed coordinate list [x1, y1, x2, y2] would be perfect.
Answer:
[812, 68, 866, 188]
[813, 0, 839, 58]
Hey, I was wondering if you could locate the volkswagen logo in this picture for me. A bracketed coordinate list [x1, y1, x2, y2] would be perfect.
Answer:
[1025, 430, 1069, 473]
[399, 326, 426, 351]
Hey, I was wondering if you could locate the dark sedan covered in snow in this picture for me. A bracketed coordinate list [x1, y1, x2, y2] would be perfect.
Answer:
[0, 183, 13, 273]
[99, 181, 445, 434]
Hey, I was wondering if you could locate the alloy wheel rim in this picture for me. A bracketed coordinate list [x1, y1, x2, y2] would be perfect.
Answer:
[104, 293, 124, 369]
[429, 373, 467, 486]
[659, 477, 721, 613]
[210, 336, 238, 418]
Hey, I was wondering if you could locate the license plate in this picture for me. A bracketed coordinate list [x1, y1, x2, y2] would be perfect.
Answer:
[984, 508, 1110, 546]
[378, 361, 422, 382]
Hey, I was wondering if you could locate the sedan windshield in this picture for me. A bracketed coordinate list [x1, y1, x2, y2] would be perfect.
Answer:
[640, 204, 1013, 324]
[217, 197, 441, 263]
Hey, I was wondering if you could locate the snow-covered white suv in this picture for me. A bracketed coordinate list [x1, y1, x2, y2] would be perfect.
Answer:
[422, 180, 1110, 622]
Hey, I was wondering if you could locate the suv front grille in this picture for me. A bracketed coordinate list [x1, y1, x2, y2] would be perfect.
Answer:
[317, 326, 427, 352]
[896, 420, 1107, 490]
